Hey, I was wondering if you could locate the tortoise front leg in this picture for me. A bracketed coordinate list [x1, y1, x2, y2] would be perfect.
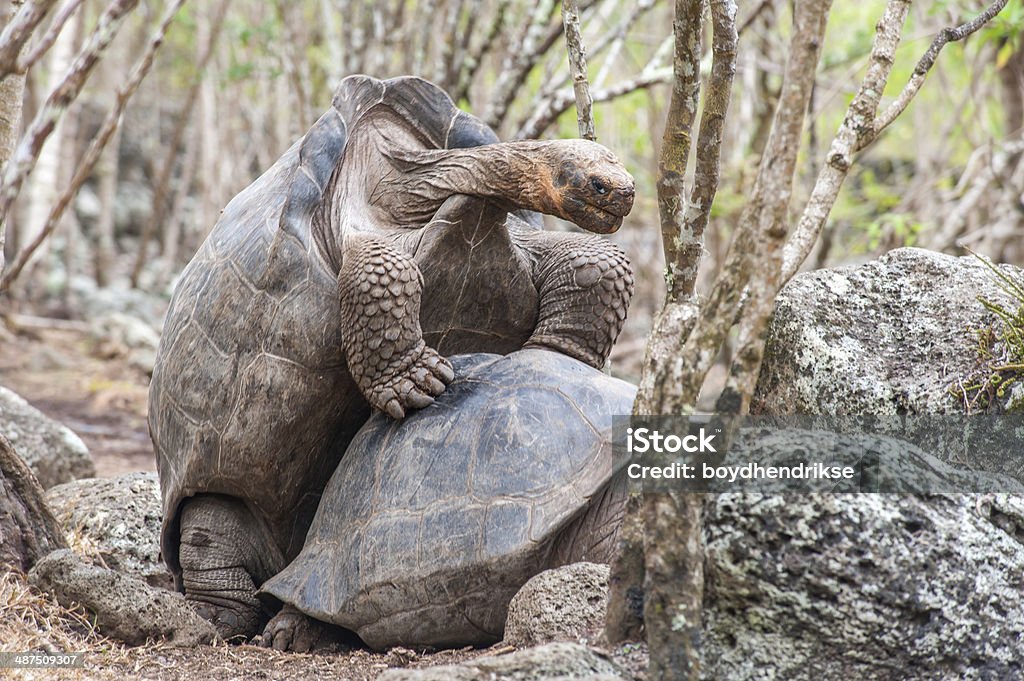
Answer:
[520, 232, 634, 369]
[339, 236, 454, 418]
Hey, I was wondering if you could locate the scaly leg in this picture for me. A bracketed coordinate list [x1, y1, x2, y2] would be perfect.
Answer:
[520, 232, 633, 369]
[339, 236, 454, 418]
[178, 495, 281, 640]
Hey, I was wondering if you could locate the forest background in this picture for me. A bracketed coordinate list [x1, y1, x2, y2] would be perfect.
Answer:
[1, 0, 1020, 397]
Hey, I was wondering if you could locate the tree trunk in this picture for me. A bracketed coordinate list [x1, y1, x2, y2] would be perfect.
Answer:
[604, 493, 645, 643]
[22, 5, 79, 284]
[93, 123, 121, 288]
[0, 0, 28, 272]
[0, 434, 68, 573]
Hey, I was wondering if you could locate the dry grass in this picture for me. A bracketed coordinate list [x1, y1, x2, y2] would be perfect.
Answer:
[0, 570, 510, 680]
[0, 570, 135, 680]
[0, 571, 120, 656]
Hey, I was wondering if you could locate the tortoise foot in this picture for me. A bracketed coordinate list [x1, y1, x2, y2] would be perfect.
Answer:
[366, 343, 454, 419]
[261, 605, 326, 652]
[189, 598, 263, 642]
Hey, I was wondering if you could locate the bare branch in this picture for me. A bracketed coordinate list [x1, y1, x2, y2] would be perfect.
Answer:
[781, 0, 1010, 284]
[514, 67, 671, 139]
[673, 0, 738, 301]
[781, 0, 919, 282]
[0, 0, 59, 81]
[16, 0, 87, 75]
[561, 0, 596, 140]
[436, 0, 466, 90]
[453, 0, 509, 104]
[130, 0, 231, 288]
[639, 0, 830, 417]
[737, 0, 773, 36]
[409, 0, 438, 75]
[0, 0, 187, 294]
[862, 0, 1010, 150]
[0, 0, 29, 272]
[715, 0, 833, 412]
[0, 0, 141, 234]
[656, 0, 703, 305]
[592, 0, 659, 88]
[482, 0, 559, 130]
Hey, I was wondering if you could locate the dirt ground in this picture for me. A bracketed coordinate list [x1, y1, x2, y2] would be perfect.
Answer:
[0, 322, 646, 680]
[0, 322, 155, 477]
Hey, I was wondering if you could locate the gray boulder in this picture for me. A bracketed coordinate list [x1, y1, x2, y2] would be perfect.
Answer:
[719, 247, 1024, 679]
[505, 563, 609, 647]
[29, 549, 215, 647]
[0, 386, 94, 488]
[45, 473, 171, 589]
[754, 247, 1024, 414]
[377, 643, 628, 681]
[702, 493, 1024, 680]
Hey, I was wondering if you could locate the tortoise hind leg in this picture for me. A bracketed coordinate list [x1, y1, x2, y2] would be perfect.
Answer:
[547, 472, 627, 567]
[519, 232, 634, 369]
[178, 495, 281, 640]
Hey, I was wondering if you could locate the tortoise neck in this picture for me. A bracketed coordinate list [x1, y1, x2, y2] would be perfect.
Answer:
[385, 141, 560, 219]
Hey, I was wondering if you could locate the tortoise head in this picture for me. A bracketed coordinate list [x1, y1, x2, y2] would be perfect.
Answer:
[539, 140, 635, 234]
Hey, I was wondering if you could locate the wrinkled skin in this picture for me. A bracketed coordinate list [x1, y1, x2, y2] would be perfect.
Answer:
[150, 76, 635, 643]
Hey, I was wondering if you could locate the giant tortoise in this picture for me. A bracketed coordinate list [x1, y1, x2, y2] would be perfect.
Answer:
[259, 349, 636, 650]
[149, 75, 635, 639]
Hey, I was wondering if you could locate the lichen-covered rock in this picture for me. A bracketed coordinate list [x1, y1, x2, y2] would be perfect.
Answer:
[45, 473, 171, 589]
[735, 247, 1024, 678]
[504, 563, 609, 647]
[754, 247, 1024, 414]
[0, 387, 94, 488]
[28, 549, 215, 647]
[702, 493, 1024, 680]
[376, 643, 629, 681]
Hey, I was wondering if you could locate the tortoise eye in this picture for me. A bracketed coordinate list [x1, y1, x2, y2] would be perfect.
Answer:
[591, 177, 608, 195]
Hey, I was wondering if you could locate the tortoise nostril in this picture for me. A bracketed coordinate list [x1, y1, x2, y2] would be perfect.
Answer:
[620, 186, 635, 199]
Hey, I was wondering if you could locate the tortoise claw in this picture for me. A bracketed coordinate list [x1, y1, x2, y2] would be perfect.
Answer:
[367, 344, 452, 419]
[384, 399, 406, 419]
[433, 357, 455, 384]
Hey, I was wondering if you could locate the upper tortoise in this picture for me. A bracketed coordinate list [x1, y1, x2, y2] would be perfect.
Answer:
[149, 75, 635, 640]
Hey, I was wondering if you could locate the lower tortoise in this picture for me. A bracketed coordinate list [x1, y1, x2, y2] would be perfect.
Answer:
[260, 349, 635, 651]
[149, 74, 635, 640]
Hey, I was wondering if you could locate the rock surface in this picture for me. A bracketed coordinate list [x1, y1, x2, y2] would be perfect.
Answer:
[0, 435, 68, 572]
[754, 247, 1024, 414]
[45, 473, 171, 589]
[0, 386, 94, 488]
[702, 493, 1024, 680]
[504, 563, 609, 647]
[88, 312, 161, 375]
[28, 549, 215, 647]
[376, 643, 628, 681]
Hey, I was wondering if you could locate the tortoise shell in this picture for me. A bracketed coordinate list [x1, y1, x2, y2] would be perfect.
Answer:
[259, 349, 636, 649]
